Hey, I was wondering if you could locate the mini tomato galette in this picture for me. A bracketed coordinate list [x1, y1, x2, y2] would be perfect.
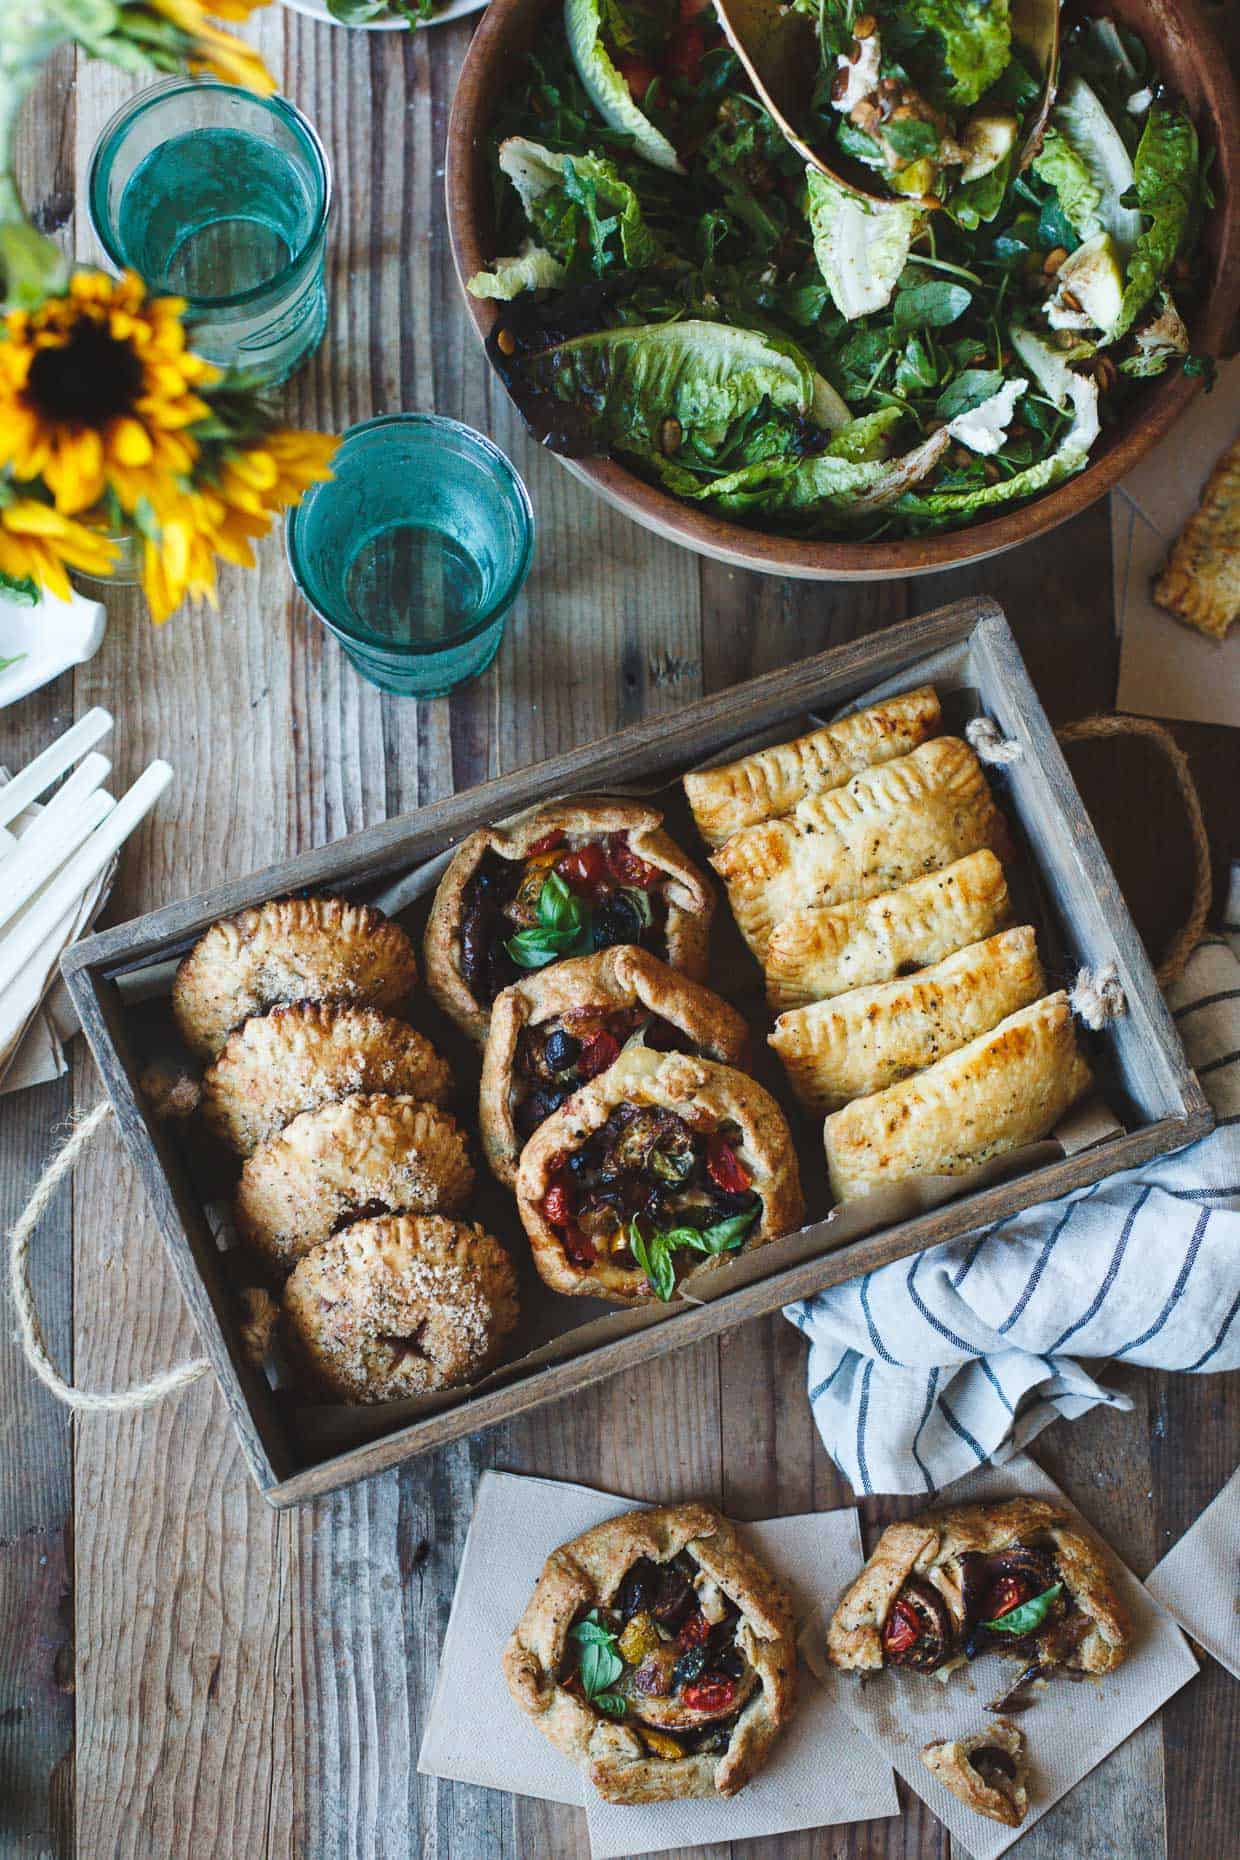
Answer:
[422, 800, 714, 1044]
[515, 1046, 804, 1303]
[921, 1720, 1030, 1828]
[478, 945, 750, 1188]
[828, 1497, 1131, 1700]
[504, 1503, 797, 1803]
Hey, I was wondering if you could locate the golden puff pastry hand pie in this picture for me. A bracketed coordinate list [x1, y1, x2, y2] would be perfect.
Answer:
[516, 1045, 804, 1305]
[823, 992, 1093, 1203]
[827, 1496, 1130, 1685]
[282, 1214, 519, 1403]
[479, 945, 751, 1189]
[712, 737, 1008, 963]
[235, 1093, 475, 1275]
[173, 896, 418, 1060]
[504, 1503, 797, 1803]
[201, 1002, 454, 1156]
[769, 926, 1045, 1117]
[423, 799, 715, 1046]
[683, 686, 941, 848]
[921, 1721, 1029, 1828]
[764, 848, 1013, 1014]
[1152, 434, 1240, 640]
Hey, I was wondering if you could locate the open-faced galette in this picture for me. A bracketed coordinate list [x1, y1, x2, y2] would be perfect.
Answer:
[423, 800, 714, 1045]
[921, 1720, 1030, 1828]
[504, 1503, 796, 1803]
[828, 1497, 1131, 1700]
[479, 946, 750, 1188]
[515, 1046, 803, 1303]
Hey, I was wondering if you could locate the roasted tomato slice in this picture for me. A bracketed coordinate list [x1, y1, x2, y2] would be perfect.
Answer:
[604, 831, 663, 890]
[676, 1609, 711, 1651]
[561, 1222, 596, 1267]
[706, 1133, 751, 1194]
[578, 1028, 621, 1080]
[555, 841, 608, 898]
[543, 1178, 574, 1229]
[528, 829, 566, 856]
[983, 1575, 1031, 1621]
[882, 1597, 922, 1657]
[680, 1674, 735, 1713]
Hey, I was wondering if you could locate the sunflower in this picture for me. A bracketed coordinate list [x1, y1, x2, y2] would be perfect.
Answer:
[0, 493, 118, 602]
[121, 2, 276, 96]
[0, 270, 217, 517]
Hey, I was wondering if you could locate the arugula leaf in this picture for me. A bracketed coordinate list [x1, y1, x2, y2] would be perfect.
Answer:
[1110, 103, 1200, 343]
[982, 1582, 1064, 1635]
[936, 367, 1005, 421]
[883, 118, 942, 163]
[892, 281, 972, 334]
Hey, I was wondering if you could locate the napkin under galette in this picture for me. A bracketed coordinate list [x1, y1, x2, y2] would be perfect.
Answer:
[1146, 1465, 1240, 1682]
[417, 1471, 898, 1858]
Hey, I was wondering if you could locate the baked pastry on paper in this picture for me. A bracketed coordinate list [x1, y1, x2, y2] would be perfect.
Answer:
[504, 1503, 797, 1802]
[516, 1045, 803, 1304]
[236, 1093, 474, 1274]
[173, 895, 418, 1060]
[823, 992, 1093, 1203]
[479, 945, 750, 1188]
[1152, 434, 1240, 640]
[423, 799, 715, 1045]
[712, 737, 1008, 963]
[769, 926, 1045, 1116]
[683, 686, 941, 848]
[201, 1001, 453, 1156]
[828, 1496, 1130, 1683]
[921, 1720, 1030, 1827]
[764, 848, 1013, 1014]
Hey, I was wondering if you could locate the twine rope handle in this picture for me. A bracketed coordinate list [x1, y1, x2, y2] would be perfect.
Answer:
[8, 1100, 209, 1412]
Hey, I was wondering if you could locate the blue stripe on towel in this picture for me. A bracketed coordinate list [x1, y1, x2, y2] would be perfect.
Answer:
[1049, 1186, 1151, 1352]
[1115, 1209, 1211, 1357]
[907, 1252, 984, 1355]
[938, 1394, 986, 1464]
[911, 1370, 940, 1493]
[997, 1195, 1083, 1334]
[809, 1354, 849, 1404]
[855, 1360, 874, 1494]
[859, 1272, 902, 1366]
[1183, 1284, 1240, 1371]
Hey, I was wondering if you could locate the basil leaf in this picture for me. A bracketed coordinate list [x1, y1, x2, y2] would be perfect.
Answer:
[699, 1206, 760, 1253]
[629, 1220, 675, 1302]
[571, 1612, 618, 1646]
[982, 1582, 1064, 1635]
[505, 924, 579, 967]
[538, 870, 580, 933]
[883, 118, 941, 163]
[591, 1690, 628, 1718]
[892, 281, 973, 334]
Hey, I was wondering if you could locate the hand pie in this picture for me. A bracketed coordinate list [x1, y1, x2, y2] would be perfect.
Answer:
[770, 926, 1045, 1116]
[764, 848, 1013, 1014]
[423, 799, 715, 1045]
[1152, 434, 1240, 639]
[201, 1002, 453, 1156]
[823, 992, 1093, 1202]
[921, 1721, 1029, 1828]
[827, 1495, 1130, 1681]
[683, 686, 941, 847]
[712, 737, 1007, 962]
[236, 1093, 475, 1275]
[516, 1045, 804, 1304]
[282, 1213, 519, 1402]
[479, 945, 750, 1188]
[504, 1502, 797, 1802]
[172, 895, 418, 1061]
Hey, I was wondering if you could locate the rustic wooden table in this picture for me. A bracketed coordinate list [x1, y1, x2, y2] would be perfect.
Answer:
[2, 12, 1238, 1860]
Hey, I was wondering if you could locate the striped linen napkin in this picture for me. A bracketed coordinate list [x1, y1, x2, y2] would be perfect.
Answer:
[785, 866, 1240, 1498]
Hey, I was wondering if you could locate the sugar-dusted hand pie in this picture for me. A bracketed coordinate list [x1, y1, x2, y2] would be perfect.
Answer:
[423, 799, 714, 1044]
[479, 945, 750, 1188]
[828, 1496, 1131, 1697]
[173, 895, 418, 1060]
[921, 1721, 1030, 1829]
[515, 1046, 803, 1303]
[504, 1503, 797, 1803]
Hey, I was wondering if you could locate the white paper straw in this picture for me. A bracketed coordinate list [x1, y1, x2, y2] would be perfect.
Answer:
[0, 788, 115, 938]
[9, 750, 112, 843]
[0, 708, 113, 830]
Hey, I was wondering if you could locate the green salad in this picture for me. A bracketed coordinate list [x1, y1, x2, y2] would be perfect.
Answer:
[467, 0, 1215, 539]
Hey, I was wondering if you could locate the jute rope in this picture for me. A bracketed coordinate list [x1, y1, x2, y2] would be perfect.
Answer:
[966, 716, 1024, 766]
[8, 1101, 209, 1412]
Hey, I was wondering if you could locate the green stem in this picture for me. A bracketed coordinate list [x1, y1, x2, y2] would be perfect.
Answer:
[0, 11, 71, 305]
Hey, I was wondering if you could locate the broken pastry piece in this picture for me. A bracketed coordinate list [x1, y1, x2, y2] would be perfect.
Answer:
[1152, 434, 1240, 640]
[921, 1720, 1029, 1828]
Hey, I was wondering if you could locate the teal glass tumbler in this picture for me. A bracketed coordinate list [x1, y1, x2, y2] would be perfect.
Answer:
[88, 78, 331, 385]
[285, 415, 535, 699]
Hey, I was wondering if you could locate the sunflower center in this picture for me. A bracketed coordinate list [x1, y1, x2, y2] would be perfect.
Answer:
[27, 320, 145, 426]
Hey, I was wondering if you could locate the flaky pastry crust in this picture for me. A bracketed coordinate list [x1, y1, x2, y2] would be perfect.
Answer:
[422, 799, 715, 1045]
[479, 945, 751, 1188]
[515, 1045, 804, 1303]
[921, 1720, 1029, 1827]
[173, 896, 418, 1060]
[503, 1503, 797, 1802]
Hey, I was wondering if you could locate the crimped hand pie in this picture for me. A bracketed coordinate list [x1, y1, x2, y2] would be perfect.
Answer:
[423, 799, 714, 1045]
[770, 926, 1045, 1116]
[683, 686, 941, 847]
[173, 895, 418, 1059]
[236, 1093, 474, 1275]
[516, 1045, 803, 1304]
[922, 1721, 1030, 1827]
[712, 737, 1008, 963]
[505, 1503, 797, 1802]
[479, 945, 750, 1188]
[283, 1214, 519, 1402]
[201, 1001, 453, 1156]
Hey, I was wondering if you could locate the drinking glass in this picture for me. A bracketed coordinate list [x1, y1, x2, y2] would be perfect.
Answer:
[285, 415, 535, 699]
[88, 78, 331, 385]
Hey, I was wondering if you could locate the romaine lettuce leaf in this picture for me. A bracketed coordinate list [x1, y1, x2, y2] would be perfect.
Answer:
[564, 0, 684, 173]
[895, 373, 1099, 519]
[824, 407, 904, 461]
[1120, 292, 1190, 377]
[1110, 103, 1200, 343]
[498, 138, 658, 270]
[907, 0, 1012, 108]
[467, 242, 567, 301]
[1035, 75, 1142, 251]
[652, 428, 951, 516]
[806, 170, 923, 320]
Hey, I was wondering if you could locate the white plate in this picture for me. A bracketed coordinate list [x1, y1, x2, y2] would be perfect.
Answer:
[0, 587, 107, 710]
[279, 0, 487, 28]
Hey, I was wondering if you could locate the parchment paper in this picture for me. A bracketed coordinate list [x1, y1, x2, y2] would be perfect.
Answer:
[1145, 1465, 1240, 1681]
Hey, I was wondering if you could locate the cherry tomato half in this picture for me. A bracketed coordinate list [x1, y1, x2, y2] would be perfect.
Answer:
[881, 1597, 922, 1656]
[706, 1133, 751, 1194]
[984, 1576, 1031, 1622]
[680, 1674, 736, 1713]
[528, 829, 566, 857]
[543, 1179, 574, 1229]
[604, 831, 663, 890]
[555, 841, 609, 898]
[578, 1029, 621, 1080]
[561, 1223, 596, 1268]
[676, 1609, 711, 1651]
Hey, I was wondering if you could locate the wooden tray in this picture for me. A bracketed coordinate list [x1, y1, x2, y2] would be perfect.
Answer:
[60, 598, 1211, 1506]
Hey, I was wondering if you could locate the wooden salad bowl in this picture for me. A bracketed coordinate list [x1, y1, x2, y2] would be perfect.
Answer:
[446, 0, 1240, 580]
